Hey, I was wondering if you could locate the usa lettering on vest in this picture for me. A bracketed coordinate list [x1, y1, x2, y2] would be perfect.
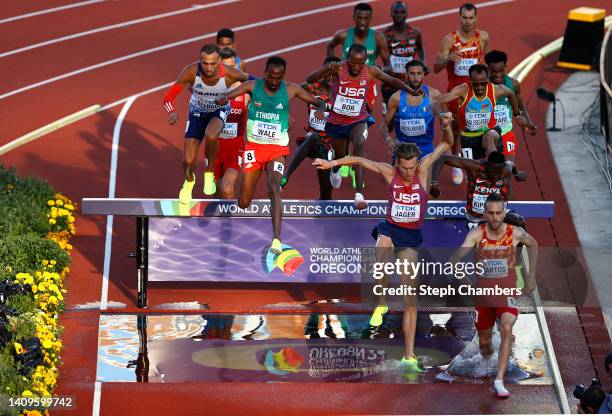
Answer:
[393, 191, 420, 203]
[339, 87, 366, 97]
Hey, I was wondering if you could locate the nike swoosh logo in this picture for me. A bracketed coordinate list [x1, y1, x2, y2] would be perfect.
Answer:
[393, 184, 403, 189]
[340, 81, 350, 84]
[391, 42, 401, 47]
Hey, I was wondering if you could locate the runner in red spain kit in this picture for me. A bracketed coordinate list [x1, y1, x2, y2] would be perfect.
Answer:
[451, 193, 538, 398]
[433, 2, 490, 185]
[307, 44, 420, 210]
[313, 111, 454, 377]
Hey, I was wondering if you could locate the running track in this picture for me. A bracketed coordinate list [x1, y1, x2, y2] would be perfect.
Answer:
[0, 0, 610, 414]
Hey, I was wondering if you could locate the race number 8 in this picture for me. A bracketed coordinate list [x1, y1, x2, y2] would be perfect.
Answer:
[461, 147, 474, 160]
[244, 150, 256, 163]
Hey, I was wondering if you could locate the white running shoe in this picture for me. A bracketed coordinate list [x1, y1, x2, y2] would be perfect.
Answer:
[354, 192, 368, 210]
[493, 380, 509, 398]
[330, 165, 342, 189]
[452, 167, 464, 185]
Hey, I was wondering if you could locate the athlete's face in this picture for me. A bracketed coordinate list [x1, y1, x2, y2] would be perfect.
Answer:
[217, 36, 235, 49]
[406, 65, 424, 89]
[485, 162, 505, 181]
[396, 156, 418, 181]
[347, 52, 367, 76]
[488, 62, 506, 85]
[200, 52, 220, 78]
[221, 57, 237, 69]
[484, 201, 505, 230]
[391, 3, 408, 26]
[459, 9, 477, 32]
[353, 10, 372, 33]
[470, 71, 489, 97]
[264, 64, 285, 91]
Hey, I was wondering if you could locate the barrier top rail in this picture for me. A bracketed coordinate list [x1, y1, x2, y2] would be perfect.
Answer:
[82, 198, 555, 219]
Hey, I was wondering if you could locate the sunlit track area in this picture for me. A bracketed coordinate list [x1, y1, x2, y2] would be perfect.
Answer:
[0, 1, 611, 415]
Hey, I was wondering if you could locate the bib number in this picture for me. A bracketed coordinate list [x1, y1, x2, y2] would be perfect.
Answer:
[273, 161, 284, 175]
[390, 55, 413, 74]
[244, 150, 256, 163]
[472, 193, 487, 214]
[507, 297, 519, 308]
[454, 58, 478, 76]
[461, 147, 474, 159]
[399, 118, 427, 136]
[220, 122, 238, 138]
[333, 95, 364, 117]
[481, 258, 509, 278]
[309, 109, 328, 131]
[465, 111, 491, 131]
[391, 202, 420, 223]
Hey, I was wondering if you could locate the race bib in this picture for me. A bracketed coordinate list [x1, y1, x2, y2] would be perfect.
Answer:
[252, 120, 281, 142]
[391, 202, 420, 223]
[243, 150, 256, 163]
[481, 258, 509, 278]
[465, 111, 491, 131]
[309, 109, 328, 131]
[507, 296, 519, 308]
[472, 193, 487, 214]
[390, 55, 413, 74]
[399, 118, 427, 136]
[333, 95, 364, 117]
[454, 58, 478, 76]
[494, 104, 510, 127]
[220, 122, 238, 139]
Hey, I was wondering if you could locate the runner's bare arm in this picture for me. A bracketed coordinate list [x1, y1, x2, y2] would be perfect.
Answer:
[224, 64, 249, 84]
[375, 31, 391, 68]
[305, 61, 342, 83]
[288, 83, 326, 117]
[418, 117, 455, 185]
[428, 86, 441, 102]
[327, 30, 345, 57]
[512, 77, 538, 135]
[481, 30, 491, 54]
[514, 226, 539, 294]
[432, 84, 467, 114]
[415, 28, 426, 65]
[215, 81, 255, 105]
[381, 91, 400, 155]
[370, 66, 419, 95]
[163, 63, 196, 124]
[494, 84, 529, 129]
[313, 157, 395, 183]
[433, 34, 453, 73]
[450, 228, 480, 264]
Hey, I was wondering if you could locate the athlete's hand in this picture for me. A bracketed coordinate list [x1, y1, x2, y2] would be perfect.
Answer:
[446, 52, 461, 63]
[526, 122, 538, 136]
[514, 170, 528, 182]
[524, 273, 537, 295]
[327, 61, 341, 73]
[439, 112, 453, 127]
[386, 137, 396, 157]
[215, 95, 229, 106]
[168, 112, 179, 125]
[312, 158, 332, 170]
[429, 182, 441, 198]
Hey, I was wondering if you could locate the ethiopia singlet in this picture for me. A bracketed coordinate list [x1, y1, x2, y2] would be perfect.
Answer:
[327, 63, 370, 126]
[385, 169, 427, 229]
[385, 26, 419, 75]
[219, 94, 247, 140]
[246, 79, 290, 146]
[458, 82, 496, 136]
[188, 63, 230, 114]
[394, 86, 434, 155]
[446, 30, 483, 91]
[342, 28, 378, 65]
[466, 162, 509, 217]
[494, 75, 515, 135]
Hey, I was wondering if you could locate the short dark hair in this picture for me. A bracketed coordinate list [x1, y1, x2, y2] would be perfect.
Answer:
[459, 3, 477, 15]
[484, 193, 505, 210]
[395, 142, 420, 161]
[216, 28, 234, 41]
[391, 1, 407, 11]
[347, 43, 367, 58]
[200, 43, 220, 55]
[324, 56, 341, 65]
[487, 151, 506, 165]
[469, 63, 489, 78]
[406, 60, 426, 72]
[580, 386, 606, 413]
[354, 2, 372, 14]
[220, 47, 236, 60]
[485, 50, 508, 66]
[265, 56, 286, 72]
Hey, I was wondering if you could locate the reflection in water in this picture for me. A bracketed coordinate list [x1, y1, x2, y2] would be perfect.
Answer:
[96, 312, 551, 385]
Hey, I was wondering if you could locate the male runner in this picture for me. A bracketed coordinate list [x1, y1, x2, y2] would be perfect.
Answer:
[281, 56, 341, 200]
[485, 50, 537, 160]
[216, 56, 325, 254]
[313, 112, 454, 374]
[433, 2, 490, 185]
[451, 193, 538, 398]
[215, 48, 249, 199]
[216, 28, 247, 72]
[381, 60, 439, 160]
[163, 44, 248, 204]
[307, 44, 419, 209]
[432, 64, 529, 162]
[381, 1, 426, 110]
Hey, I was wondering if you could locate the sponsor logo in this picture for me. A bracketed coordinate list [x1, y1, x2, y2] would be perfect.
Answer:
[339, 86, 366, 97]
[245, 163, 253, 168]
[393, 191, 420, 203]
[412, 184, 419, 190]
[340, 80, 350, 85]
[254, 100, 262, 107]
[393, 184, 403, 189]
[359, 80, 367, 86]
[275, 103, 284, 109]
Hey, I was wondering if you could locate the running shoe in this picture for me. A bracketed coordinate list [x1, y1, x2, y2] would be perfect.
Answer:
[493, 380, 510, 398]
[179, 179, 195, 205]
[452, 167, 464, 185]
[401, 355, 423, 373]
[350, 166, 365, 189]
[270, 238, 282, 255]
[330, 167, 342, 189]
[369, 304, 388, 327]
[354, 192, 368, 210]
[203, 172, 216, 195]
[340, 165, 350, 178]
[280, 176, 288, 189]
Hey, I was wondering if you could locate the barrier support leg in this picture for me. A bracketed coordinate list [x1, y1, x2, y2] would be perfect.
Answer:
[136, 216, 149, 308]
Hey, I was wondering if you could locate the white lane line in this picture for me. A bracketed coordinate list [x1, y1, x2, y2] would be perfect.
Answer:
[92, 381, 102, 416]
[0, 0, 241, 58]
[100, 96, 136, 311]
[0, 0, 375, 101]
[0, 0, 105, 25]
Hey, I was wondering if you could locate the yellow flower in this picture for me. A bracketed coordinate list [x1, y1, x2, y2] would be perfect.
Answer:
[14, 342, 24, 354]
[42, 260, 49, 266]
[22, 390, 33, 397]
[48, 219, 56, 225]
[49, 260, 56, 266]
[5, 266, 12, 273]
[47, 200, 55, 206]
[55, 199, 63, 206]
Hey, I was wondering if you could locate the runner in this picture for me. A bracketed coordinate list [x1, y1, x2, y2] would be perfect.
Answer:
[381, 1, 426, 111]
[307, 44, 420, 209]
[485, 50, 537, 160]
[432, 64, 529, 162]
[381, 60, 439, 161]
[451, 193, 538, 398]
[163, 44, 248, 204]
[216, 28, 247, 72]
[432, 2, 490, 185]
[215, 56, 325, 254]
[313, 111, 454, 375]
[280, 56, 341, 200]
[214, 48, 249, 199]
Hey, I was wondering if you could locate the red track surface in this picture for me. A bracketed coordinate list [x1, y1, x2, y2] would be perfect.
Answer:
[1, 0, 611, 414]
